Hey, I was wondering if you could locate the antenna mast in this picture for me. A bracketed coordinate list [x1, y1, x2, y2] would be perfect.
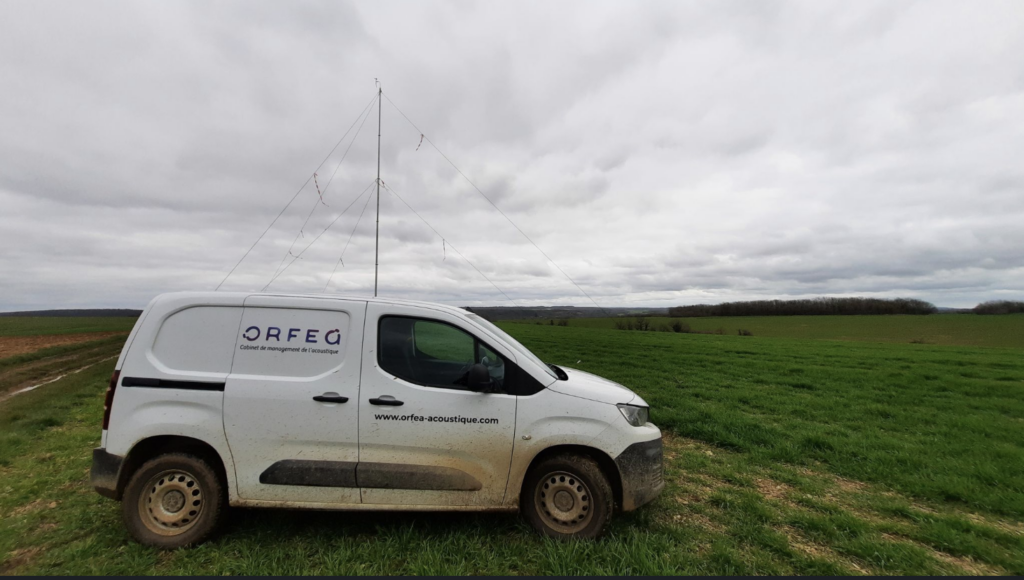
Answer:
[374, 82, 381, 297]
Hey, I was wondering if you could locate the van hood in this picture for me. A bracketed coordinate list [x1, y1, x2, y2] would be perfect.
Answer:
[547, 366, 639, 405]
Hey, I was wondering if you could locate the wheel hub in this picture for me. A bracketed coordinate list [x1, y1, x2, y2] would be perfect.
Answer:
[535, 471, 592, 533]
[553, 490, 574, 511]
[162, 490, 185, 513]
[139, 470, 204, 536]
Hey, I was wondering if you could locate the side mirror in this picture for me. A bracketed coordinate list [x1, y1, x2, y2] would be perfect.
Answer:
[467, 363, 493, 392]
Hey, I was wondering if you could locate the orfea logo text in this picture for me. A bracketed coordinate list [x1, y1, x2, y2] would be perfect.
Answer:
[241, 326, 342, 345]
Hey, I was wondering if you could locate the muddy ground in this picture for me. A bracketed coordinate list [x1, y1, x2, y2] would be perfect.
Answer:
[0, 333, 126, 402]
[0, 331, 126, 360]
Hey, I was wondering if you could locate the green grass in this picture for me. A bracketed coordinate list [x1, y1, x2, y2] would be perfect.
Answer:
[412, 320, 475, 361]
[506, 325, 1024, 519]
[2, 320, 1023, 574]
[0, 317, 137, 337]
[540, 313, 1024, 349]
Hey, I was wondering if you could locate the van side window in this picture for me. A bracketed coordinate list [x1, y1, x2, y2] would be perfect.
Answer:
[379, 317, 505, 392]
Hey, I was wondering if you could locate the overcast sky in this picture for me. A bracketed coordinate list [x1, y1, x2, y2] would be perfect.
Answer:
[2, 0, 1022, 311]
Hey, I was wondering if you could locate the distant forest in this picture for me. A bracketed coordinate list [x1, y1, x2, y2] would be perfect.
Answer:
[0, 309, 142, 317]
[668, 298, 938, 317]
[973, 301, 1024, 315]
[466, 306, 667, 321]
[1, 301, 1020, 319]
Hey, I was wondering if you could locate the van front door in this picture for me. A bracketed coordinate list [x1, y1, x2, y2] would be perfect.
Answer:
[358, 303, 517, 507]
[224, 296, 365, 504]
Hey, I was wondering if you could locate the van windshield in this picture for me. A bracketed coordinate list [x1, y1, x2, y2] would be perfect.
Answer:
[466, 314, 558, 380]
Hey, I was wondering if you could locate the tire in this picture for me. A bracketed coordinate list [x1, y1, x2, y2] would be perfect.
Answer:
[521, 453, 614, 539]
[121, 452, 226, 549]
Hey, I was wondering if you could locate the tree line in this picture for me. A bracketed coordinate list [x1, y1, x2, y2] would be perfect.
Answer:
[973, 301, 1024, 315]
[667, 297, 938, 317]
[614, 316, 754, 336]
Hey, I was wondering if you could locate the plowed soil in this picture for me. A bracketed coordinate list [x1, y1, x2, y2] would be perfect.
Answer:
[0, 331, 126, 359]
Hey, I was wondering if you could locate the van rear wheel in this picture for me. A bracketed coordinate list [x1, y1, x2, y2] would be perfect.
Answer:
[522, 454, 613, 539]
[122, 453, 225, 549]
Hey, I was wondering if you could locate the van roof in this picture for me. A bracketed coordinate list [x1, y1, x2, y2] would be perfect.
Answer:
[154, 291, 476, 318]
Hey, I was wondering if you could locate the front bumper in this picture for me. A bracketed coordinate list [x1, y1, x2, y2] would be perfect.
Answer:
[614, 437, 664, 511]
[90, 447, 124, 500]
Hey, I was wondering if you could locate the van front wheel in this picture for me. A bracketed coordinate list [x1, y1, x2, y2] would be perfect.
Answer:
[121, 453, 225, 549]
[521, 454, 613, 539]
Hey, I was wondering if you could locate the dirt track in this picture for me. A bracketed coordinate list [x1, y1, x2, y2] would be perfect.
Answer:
[0, 331, 127, 359]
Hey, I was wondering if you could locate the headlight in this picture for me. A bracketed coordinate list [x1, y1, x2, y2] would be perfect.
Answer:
[616, 404, 649, 427]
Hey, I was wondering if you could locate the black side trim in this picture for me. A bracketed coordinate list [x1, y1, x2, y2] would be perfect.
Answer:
[257, 460, 483, 491]
[121, 377, 225, 391]
[614, 438, 665, 511]
[90, 448, 124, 500]
[259, 460, 358, 487]
[505, 362, 546, 396]
[357, 462, 483, 491]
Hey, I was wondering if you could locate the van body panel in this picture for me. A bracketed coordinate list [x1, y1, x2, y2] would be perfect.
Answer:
[357, 302, 517, 507]
[548, 366, 638, 405]
[105, 294, 245, 500]
[103, 299, 153, 450]
[501, 388, 620, 506]
[503, 388, 662, 508]
[113, 294, 157, 372]
[108, 391, 230, 456]
[104, 389, 238, 499]
[95, 291, 663, 524]
[222, 296, 366, 503]
[148, 306, 244, 375]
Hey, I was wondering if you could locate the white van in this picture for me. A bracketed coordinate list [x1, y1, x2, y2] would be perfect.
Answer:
[91, 292, 663, 548]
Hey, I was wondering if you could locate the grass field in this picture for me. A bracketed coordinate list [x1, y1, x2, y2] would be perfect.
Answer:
[0, 335, 127, 402]
[1, 317, 1023, 574]
[540, 313, 1024, 349]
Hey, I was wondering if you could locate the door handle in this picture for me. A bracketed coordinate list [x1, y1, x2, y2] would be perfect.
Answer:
[313, 394, 349, 404]
[368, 395, 404, 406]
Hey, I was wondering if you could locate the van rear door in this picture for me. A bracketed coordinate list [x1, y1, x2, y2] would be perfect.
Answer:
[223, 296, 365, 503]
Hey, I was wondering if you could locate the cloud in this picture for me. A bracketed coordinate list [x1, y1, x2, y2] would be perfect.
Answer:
[1, 0, 1023, 311]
